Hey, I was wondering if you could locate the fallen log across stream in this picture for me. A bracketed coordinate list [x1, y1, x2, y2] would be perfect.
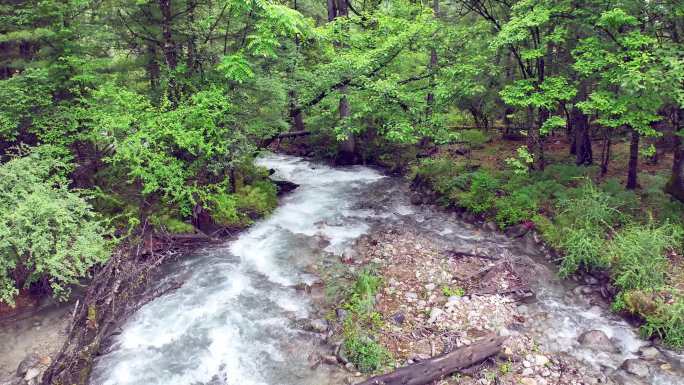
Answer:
[355, 334, 507, 385]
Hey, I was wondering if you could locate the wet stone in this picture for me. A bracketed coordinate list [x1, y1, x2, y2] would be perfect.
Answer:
[620, 358, 650, 378]
[578, 330, 617, 352]
[16, 355, 40, 377]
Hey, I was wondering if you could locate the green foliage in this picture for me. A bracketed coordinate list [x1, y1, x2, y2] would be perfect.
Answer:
[457, 170, 500, 214]
[342, 322, 392, 373]
[554, 181, 624, 276]
[149, 213, 195, 234]
[640, 296, 684, 348]
[441, 285, 465, 297]
[608, 222, 683, 292]
[341, 270, 392, 373]
[0, 147, 112, 305]
[494, 189, 537, 228]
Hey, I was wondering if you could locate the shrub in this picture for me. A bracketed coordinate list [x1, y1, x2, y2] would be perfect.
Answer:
[149, 212, 195, 234]
[341, 270, 392, 372]
[410, 157, 466, 197]
[641, 296, 684, 348]
[342, 322, 392, 372]
[556, 181, 624, 231]
[207, 191, 241, 226]
[494, 189, 537, 228]
[608, 221, 683, 292]
[0, 147, 112, 305]
[457, 129, 490, 149]
[236, 180, 277, 218]
[457, 170, 500, 213]
[558, 227, 608, 277]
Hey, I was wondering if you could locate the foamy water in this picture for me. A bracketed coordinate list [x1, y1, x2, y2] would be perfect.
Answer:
[90, 154, 383, 385]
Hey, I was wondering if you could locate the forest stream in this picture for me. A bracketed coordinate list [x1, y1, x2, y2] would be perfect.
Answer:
[82, 153, 683, 385]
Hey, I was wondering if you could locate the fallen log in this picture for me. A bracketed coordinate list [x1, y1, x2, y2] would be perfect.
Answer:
[277, 130, 311, 139]
[355, 334, 506, 385]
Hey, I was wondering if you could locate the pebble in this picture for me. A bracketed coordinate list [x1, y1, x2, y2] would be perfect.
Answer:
[427, 308, 443, 323]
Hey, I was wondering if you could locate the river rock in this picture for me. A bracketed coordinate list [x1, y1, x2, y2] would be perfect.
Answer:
[620, 358, 650, 378]
[484, 221, 498, 231]
[307, 319, 328, 333]
[23, 367, 41, 383]
[336, 308, 349, 321]
[638, 346, 661, 360]
[578, 330, 617, 352]
[504, 223, 530, 238]
[391, 311, 405, 325]
[16, 354, 40, 377]
[322, 355, 338, 365]
[427, 307, 443, 323]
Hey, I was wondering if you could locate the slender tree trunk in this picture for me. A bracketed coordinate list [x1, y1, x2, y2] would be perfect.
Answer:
[626, 129, 640, 189]
[571, 106, 592, 165]
[145, 43, 160, 92]
[665, 108, 684, 201]
[158, 0, 179, 104]
[338, 86, 356, 164]
[425, 0, 439, 115]
[600, 130, 612, 176]
[527, 107, 546, 171]
[186, 0, 198, 76]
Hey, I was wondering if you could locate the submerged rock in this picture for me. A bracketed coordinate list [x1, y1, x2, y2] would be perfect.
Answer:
[578, 330, 617, 352]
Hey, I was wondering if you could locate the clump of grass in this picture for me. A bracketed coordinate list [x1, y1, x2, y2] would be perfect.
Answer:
[340, 270, 392, 372]
[441, 285, 465, 297]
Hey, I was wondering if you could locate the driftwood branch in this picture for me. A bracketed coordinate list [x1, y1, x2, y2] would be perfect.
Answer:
[355, 334, 506, 385]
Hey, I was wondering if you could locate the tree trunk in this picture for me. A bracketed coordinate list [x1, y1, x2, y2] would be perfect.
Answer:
[571, 106, 592, 165]
[158, 0, 179, 104]
[665, 108, 684, 202]
[288, 90, 306, 132]
[355, 335, 506, 385]
[145, 43, 160, 92]
[527, 107, 546, 171]
[600, 129, 611, 176]
[626, 129, 639, 189]
[337, 86, 356, 164]
[425, 0, 439, 115]
[327, 0, 337, 21]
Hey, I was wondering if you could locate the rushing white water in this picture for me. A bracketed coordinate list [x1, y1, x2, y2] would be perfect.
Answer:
[91, 153, 683, 385]
[90, 154, 383, 385]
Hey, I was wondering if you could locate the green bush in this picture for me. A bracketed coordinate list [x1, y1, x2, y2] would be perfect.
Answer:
[608, 221, 683, 292]
[0, 147, 112, 305]
[410, 157, 466, 197]
[457, 170, 500, 213]
[494, 189, 538, 228]
[457, 129, 490, 149]
[149, 212, 195, 234]
[343, 323, 392, 372]
[641, 296, 684, 348]
[558, 227, 608, 277]
[556, 181, 625, 231]
[206, 180, 277, 227]
[207, 191, 241, 226]
[235, 180, 277, 218]
[341, 270, 392, 372]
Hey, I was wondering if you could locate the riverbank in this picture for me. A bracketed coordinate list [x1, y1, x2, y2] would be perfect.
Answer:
[315, 198, 684, 385]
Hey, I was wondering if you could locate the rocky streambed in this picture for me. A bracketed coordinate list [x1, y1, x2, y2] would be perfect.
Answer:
[1, 153, 682, 385]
